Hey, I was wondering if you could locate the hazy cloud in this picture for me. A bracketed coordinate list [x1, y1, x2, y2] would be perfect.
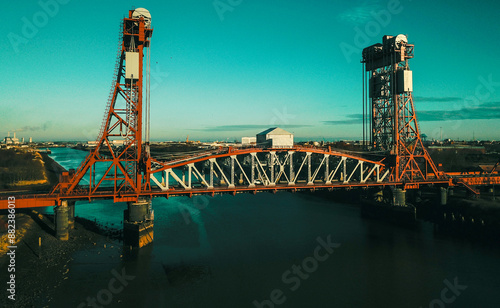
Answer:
[337, 0, 381, 25]
[190, 124, 312, 132]
[479, 102, 500, 108]
[418, 103, 500, 122]
[323, 103, 500, 124]
[322, 114, 362, 125]
[13, 122, 52, 132]
[413, 96, 461, 103]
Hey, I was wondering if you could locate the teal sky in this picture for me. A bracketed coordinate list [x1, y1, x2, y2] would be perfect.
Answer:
[1, 0, 500, 142]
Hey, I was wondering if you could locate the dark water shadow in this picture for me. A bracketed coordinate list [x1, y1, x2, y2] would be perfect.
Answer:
[74, 216, 122, 240]
[161, 262, 212, 287]
[25, 209, 55, 237]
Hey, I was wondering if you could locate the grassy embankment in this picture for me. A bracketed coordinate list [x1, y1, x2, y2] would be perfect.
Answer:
[0, 148, 47, 189]
[0, 148, 64, 256]
[0, 148, 64, 192]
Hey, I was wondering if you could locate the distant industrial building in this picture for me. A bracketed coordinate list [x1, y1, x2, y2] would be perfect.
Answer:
[256, 127, 294, 148]
[3, 132, 20, 145]
[241, 137, 256, 145]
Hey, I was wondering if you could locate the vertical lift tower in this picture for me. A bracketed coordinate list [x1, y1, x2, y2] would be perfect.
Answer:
[52, 8, 154, 247]
[362, 35, 440, 183]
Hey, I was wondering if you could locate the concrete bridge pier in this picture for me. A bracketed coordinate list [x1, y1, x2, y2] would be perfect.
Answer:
[123, 199, 154, 248]
[67, 201, 75, 230]
[393, 188, 406, 206]
[54, 200, 69, 241]
[440, 187, 448, 205]
[393, 187, 416, 222]
[361, 187, 415, 224]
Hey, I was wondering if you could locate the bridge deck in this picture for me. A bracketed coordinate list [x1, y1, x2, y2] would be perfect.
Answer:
[0, 179, 454, 210]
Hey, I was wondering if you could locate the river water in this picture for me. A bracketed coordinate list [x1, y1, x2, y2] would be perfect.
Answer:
[44, 147, 499, 308]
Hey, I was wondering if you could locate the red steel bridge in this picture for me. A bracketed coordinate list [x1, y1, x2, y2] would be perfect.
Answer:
[1, 8, 499, 212]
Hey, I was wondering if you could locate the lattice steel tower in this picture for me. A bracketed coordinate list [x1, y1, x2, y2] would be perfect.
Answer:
[52, 8, 153, 199]
[362, 35, 440, 182]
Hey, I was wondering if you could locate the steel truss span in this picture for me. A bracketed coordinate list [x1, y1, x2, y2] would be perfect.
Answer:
[149, 148, 389, 191]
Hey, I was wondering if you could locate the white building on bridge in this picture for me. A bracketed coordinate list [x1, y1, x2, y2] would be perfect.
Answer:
[256, 127, 294, 148]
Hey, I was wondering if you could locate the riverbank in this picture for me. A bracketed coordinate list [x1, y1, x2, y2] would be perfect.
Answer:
[41, 153, 67, 188]
[0, 213, 34, 256]
[309, 187, 500, 243]
[0, 151, 65, 195]
[420, 196, 500, 241]
[0, 149, 46, 190]
[0, 209, 121, 307]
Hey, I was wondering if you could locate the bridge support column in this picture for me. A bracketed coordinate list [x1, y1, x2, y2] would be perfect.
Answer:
[67, 201, 75, 230]
[440, 187, 448, 205]
[54, 201, 69, 241]
[393, 188, 406, 206]
[362, 188, 415, 223]
[123, 199, 154, 248]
